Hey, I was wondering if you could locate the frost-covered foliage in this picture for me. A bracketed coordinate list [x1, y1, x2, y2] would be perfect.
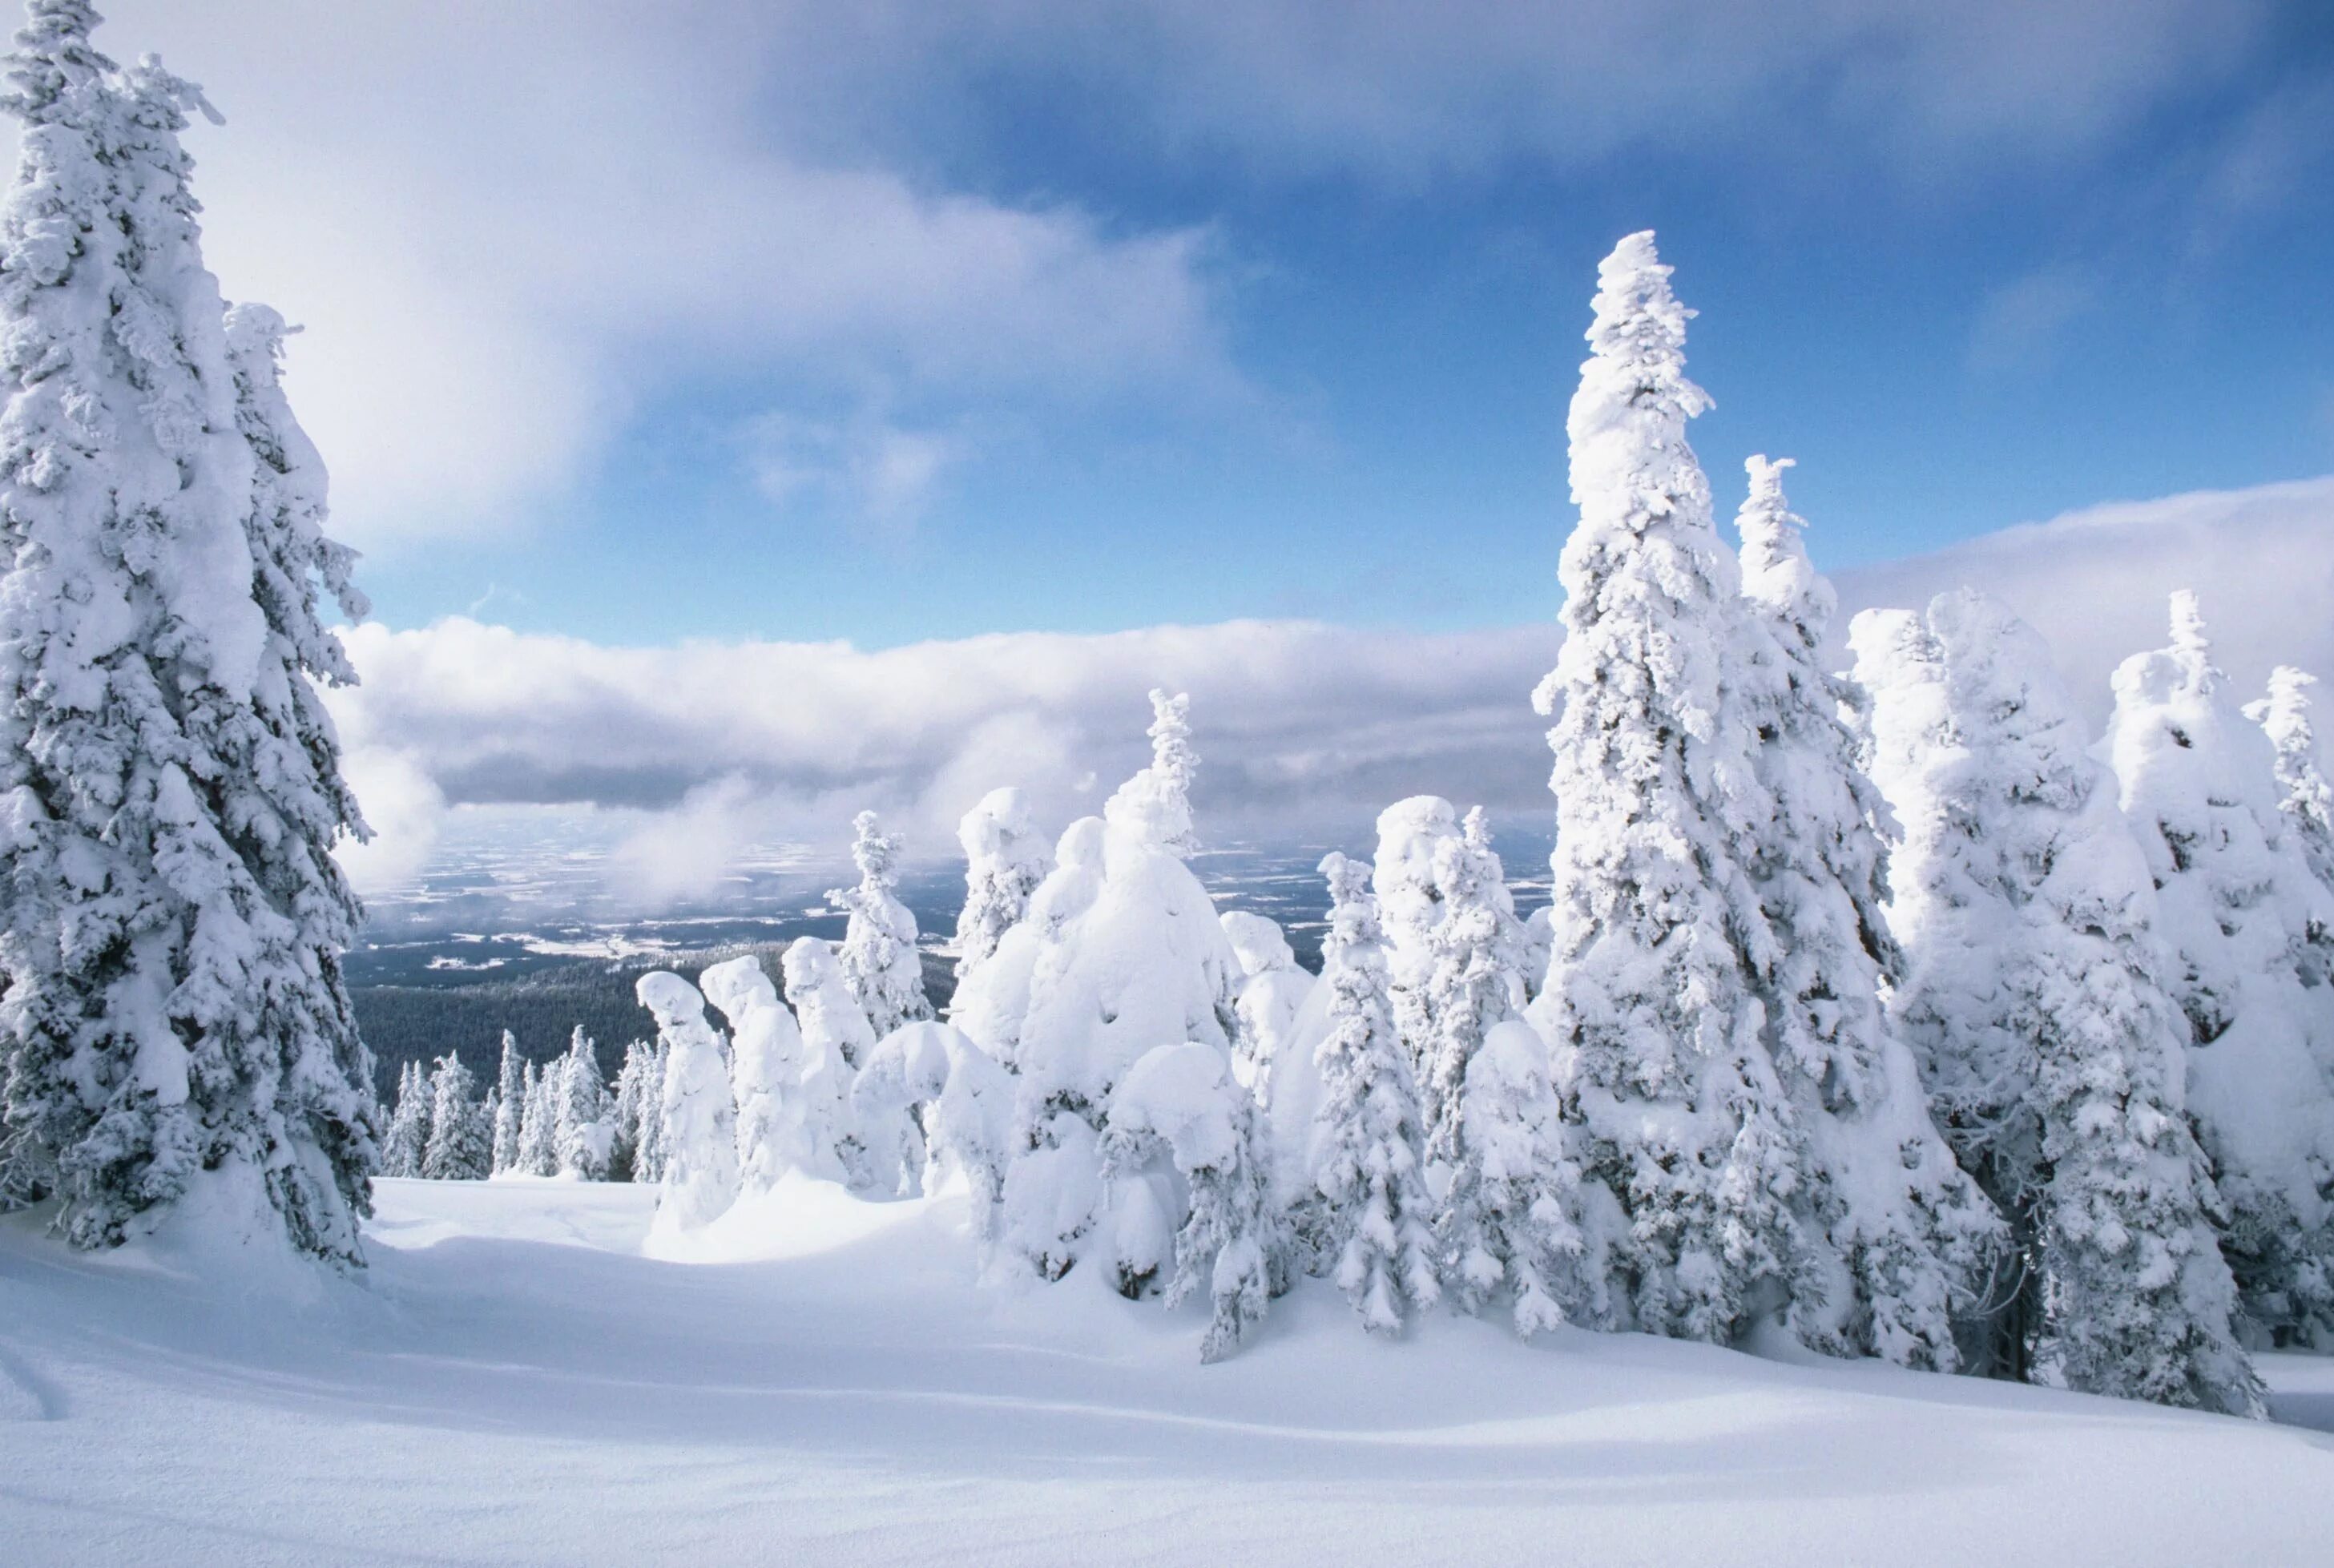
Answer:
[1517, 908, 1553, 1003]
[1375, 800, 1524, 1195]
[831, 811, 931, 1038]
[953, 787, 1051, 982]
[421, 1053, 488, 1182]
[607, 1038, 655, 1182]
[853, 1021, 1015, 1242]
[627, 1040, 670, 1186]
[1296, 852, 1438, 1335]
[701, 955, 806, 1196]
[639, 971, 736, 1232]
[2249, 666, 2334, 901]
[554, 1028, 610, 1181]
[381, 1061, 430, 1179]
[0, 2, 377, 1263]
[1100, 1042, 1276, 1361]
[2103, 595, 2334, 1348]
[982, 692, 1242, 1284]
[491, 1034, 525, 1175]
[515, 1060, 558, 1178]
[1440, 1020, 1596, 1336]
[1523, 232, 1812, 1346]
[1853, 591, 2262, 1415]
[1220, 910, 1312, 1089]
[781, 935, 874, 1187]
[1731, 456, 2001, 1370]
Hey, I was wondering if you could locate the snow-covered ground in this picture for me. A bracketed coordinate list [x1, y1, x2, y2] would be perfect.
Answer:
[3, 1177, 2332, 1566]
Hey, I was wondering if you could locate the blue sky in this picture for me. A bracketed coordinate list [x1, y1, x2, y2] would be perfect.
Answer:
[101, 1, 2334, 651]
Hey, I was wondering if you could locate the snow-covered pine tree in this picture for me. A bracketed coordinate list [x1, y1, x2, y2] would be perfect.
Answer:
[638, 970, 737, 1233]
[1522, 232, 1810, 1346]
[1852, 590, 2262, 1413]
[1219, 910, 1312, 1089]
[1388, 802, 1526, 1197]
[852, 1020, 1016, 1241]
[781, 934, 873, 1187]
[1731, 454, 2001, 1369]
[701, 955, 807, 1196]
[830, 811, 930, 1038]
[988, 691, 1242, 1284]
[0, 1, 378, 1262]
[2102, 595, 2334, 1347]
[953, 786, 1052, 983]
[490, 1032, 525, 1175]
[1299, 851, 1438, 1335]
[2247, 666, 2334, 996]
[1440, 1019, 1597, 1336]
[1100, 1042, 1276, 1361]
[517, 1058, 558, 1177]
[633, 1040, 670, 1185]
[607, 1037, 655, 1181]
[554, 1027, 610, 1181]
[420, 1052, 488, 1181]
[380, 1060, 430, 1179]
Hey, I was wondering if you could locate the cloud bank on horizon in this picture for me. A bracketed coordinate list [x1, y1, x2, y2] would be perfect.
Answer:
[333, 475, 2334, 897]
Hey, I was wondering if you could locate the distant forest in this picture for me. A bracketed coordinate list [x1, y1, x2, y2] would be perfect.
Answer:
[353, 949, 960, 1096]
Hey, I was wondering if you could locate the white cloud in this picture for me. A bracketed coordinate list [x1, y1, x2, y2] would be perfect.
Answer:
[760, 0, 2278, 185]
[44, 1, 1240, 554]
[1967, 268, 2098, 374]
[1834, 475, 2334, 719]
[325, 475, 2334, 887]
[743, 410, 968, 541]
[335, 746, 446, 895]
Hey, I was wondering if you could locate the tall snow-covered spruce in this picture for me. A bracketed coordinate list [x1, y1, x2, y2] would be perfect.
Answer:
[0, 2, 378, 1260]
[1853, 591, 2262, 1414]
[2102, 594, 2334, 1348]
[1524, 232, 1812, 1345]
[970, 691, 1241, 1287]
[1300, 851, 1438, 1334]
[1729, 455, 2001, 1368]
[953, 786, 1051, 982]
[831, 811, 931, 1038]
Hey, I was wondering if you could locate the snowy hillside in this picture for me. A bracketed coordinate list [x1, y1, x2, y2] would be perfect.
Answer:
[3, 1176, 2331, 1566]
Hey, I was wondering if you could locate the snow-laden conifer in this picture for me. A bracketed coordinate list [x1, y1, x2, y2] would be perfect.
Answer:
[1299, 852, 1438, 1335]
[2249, 666, 2334, 901]
[831, 812, 930, 1038]
[0, 1, 377, 1260]
[514, 1059, 558, 1177]
[420, 1052, 488, 1181]
[1853, 590, 2262, 1413]
[1382, 802, 1526, 1194]
[1731, 455, 2001, 1369]
[853, 1021, 1015, 1243]
[781, 935, 874, 1186]
[982, 692, 1241, 1284]
[1220, 910, 1312, 1089]
[554, 1028, 609, 1181]
[1522, 232, 1809, 1344]
[2103, 595, 2334, 1346]
[1439, 1020, 1597, 1336]
[380, 1061, 430, 1179]
[700, 955, 806, 1195]
[607, 1038, 655, 1181]
[490, 1033, 525, 1175]
[632, 1042, 670, 1186]
[953, 787, 1051, 983]
[1101, 1042, 1276, 1361]
[639, 971, 736, 1233]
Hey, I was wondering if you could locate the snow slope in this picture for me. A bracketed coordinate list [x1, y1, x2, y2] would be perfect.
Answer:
[2, 1178, 2332, 1566]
